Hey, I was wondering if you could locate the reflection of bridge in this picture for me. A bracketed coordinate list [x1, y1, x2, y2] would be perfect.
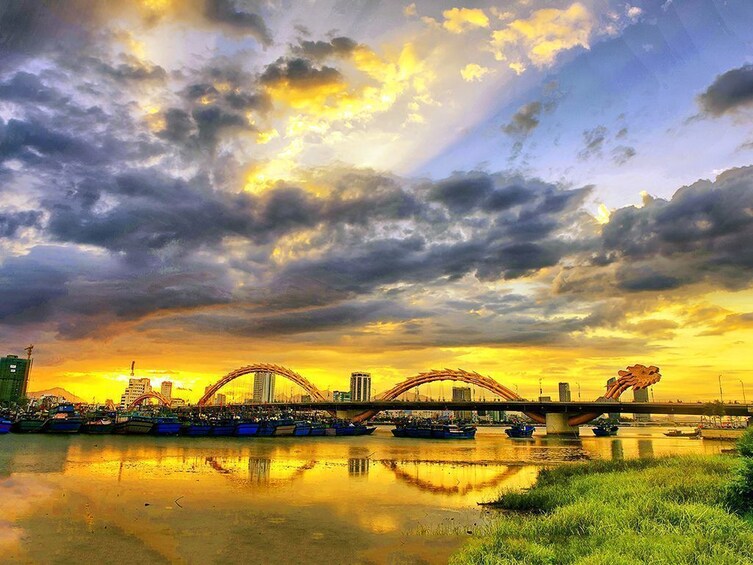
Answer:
[382, 460, 524, 496]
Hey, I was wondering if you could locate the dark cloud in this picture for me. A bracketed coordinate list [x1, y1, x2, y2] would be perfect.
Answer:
[698, 64, 753, 116]
[93, 56, 167, 82]
[612, 145, 636, 165]
[0, 71, 66, 105]
[203, 0, 272, 45]
[260, 57, 342, 88]
[578, 125, 608, 160]
[503, 101, 542, 136]
[293, 37, 358, 60]
[0, 210, 42, 238]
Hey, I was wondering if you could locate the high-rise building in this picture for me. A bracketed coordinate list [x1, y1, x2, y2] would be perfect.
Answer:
[350, 371, 371, 402]
[0, 354, 31, 404]
[215, 393, 226, 406]
[558, 382, 571, 402]
[161, 381, 173, 400]
[333, 391, 351, 402]
[633, 387, 650, 422]
[452, 386, 472, 420]
[253, 371, 275, 403]
[119, 378, 152, 410]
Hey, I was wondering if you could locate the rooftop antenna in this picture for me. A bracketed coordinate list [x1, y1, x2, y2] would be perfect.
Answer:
[130, 361, 135, 377]
[24, 344, 34, 359]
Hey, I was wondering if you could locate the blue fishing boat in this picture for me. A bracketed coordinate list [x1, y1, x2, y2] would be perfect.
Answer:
[430, 424, 476, 439]
[592, 424, 618, 437]
[234, 421, 260, 436]
[391, 423, 433, 438]
[505, 423, 535, 438]
[210, 421, 236, 436]
[43, 404, 83, 433]
[294, 421, 312, 436]
[353, 424, 377, 436]
[309, 422, 326, 436]
[182, 422, 212, 437]
[152, 415, 181, 436]
[258, 418, 296, 437]
[0, 418, 11, 434]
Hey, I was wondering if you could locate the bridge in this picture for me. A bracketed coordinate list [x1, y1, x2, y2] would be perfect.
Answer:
[126, 362, 750, 435]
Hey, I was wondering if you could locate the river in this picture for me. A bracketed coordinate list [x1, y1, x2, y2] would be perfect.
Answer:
[0, 425, 728, 564]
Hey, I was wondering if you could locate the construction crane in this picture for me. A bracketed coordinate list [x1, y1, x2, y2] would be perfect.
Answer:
[130, 361, 135, 377]
[24, 344, 34, 359]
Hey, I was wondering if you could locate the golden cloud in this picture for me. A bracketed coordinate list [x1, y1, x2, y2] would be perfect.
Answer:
[442, 7, 490, 33]
[490, 2, 593, 69]
[461, 63, 492, 82]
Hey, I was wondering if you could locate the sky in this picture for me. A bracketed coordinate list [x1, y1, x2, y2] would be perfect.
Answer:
[1, 0, 753, 404]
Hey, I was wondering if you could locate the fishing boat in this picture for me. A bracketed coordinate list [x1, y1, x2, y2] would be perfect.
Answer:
[234, 420, 260, 436]
[391, 423, 434, 438]
[181, 421, 212, 437]
[81, 415, 115, 434]
[42, 403, 83, 433]
[113, 414, 154, 435]
[11, 417, 46, 433]
[352, 424, 377, 436]
[430, 424, 476, 439]
[210, 420, 236, 436]
[294, 421, 312, 436]
[592, 424, 619, 437]
[0, 418, 11, 434]
[309, 422, 326, 436]
[267, 418, 296, 437]
[663, 428, 700, 438]
[152, 415, 181, 436]
[505, 423, 535, 438]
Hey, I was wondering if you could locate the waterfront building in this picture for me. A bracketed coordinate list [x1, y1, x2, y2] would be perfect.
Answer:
[452, 386, 472, 420]
[633, 387, 650, 422]
[558, 382, 571, 402]
[350, 371, 372, 402]
[253, 371, 275, 403]
[215, 393, 227, 406]
[333, 391, 351, 402]
[0, 354, 31, 404]
[119, 378, 152, 410]
[160, 381, 173, 400]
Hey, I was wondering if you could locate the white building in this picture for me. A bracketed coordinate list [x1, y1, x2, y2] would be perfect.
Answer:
[161, 380, 173, 400]
[119, 378, 152, 410]
[350, 372, 371, 402]
[253, 371, 275, 403]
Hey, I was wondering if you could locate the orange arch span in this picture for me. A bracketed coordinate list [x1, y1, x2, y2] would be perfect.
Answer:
[197, 363, 326, 407]
[127, 391, 171, 411]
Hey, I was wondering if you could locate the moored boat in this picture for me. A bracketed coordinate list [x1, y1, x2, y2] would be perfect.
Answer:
[11, 417, 46, 433]
[0, 418, 11, 434]
[309, 422, 326, 436]
[113, 414, 154, 435]
[430, 424, 476, 439]
[81, 417, 115, 434]
[182, 422, 212, 437]
[353, 424, 377, 436]
[152, 415, 181, 436]
[505, 423, 535, 438]
[663, 428, 700, 438]
[294, 421, 312, 436]
[211, 421, 236, 436]
[592, 424, 619, 437]
[42, 403, 83, 433]
[234, 421, 260, 436]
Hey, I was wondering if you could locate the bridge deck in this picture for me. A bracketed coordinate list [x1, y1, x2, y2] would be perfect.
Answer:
[182, 400, 753, 417]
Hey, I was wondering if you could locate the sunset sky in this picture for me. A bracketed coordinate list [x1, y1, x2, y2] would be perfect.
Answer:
[2, 0, 753, 404]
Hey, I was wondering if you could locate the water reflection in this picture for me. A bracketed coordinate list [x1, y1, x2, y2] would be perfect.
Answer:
[0, 427, 733, 565]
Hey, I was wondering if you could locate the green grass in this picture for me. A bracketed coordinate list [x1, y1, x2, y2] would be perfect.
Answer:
[452, 455, 753, 565]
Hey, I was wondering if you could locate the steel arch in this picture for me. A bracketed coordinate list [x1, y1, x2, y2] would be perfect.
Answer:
[197, 363, 326, 406]
[127, 391, 171, 411]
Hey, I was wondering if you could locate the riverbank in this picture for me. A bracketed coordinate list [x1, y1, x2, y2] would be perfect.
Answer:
[453, 455, 753, 564]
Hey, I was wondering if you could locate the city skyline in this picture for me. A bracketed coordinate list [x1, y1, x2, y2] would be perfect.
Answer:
[2, 1, 753, 403]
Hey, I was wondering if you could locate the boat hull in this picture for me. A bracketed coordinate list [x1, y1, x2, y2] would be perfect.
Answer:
[294, 423, 312, 436]
[0, 420, 11, 434]
[43, 419, 83, 434]
[114, 419, 154, 435]
[152, 421, 181, 436]
[182, 424, 212, 437]
[273, 424, 296, 437]
[394, 425, 475, 439]
[81, 422, 114, 434]
[234, 422, 260, 436]
[505, 425, 535, 438]
[12, 419, 46, 433]
[211, 423, 235, 436]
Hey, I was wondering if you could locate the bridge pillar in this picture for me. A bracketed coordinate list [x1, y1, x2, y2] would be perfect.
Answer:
[546, 413, 579, 436]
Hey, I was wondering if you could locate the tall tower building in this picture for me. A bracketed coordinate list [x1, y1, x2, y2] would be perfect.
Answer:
[350, 372, 371, 402]
[558, 382, 571, 402]
[161, 381, 173, 400]
[253, 371, 275, 403]
[0, 354, 31, 404]
[633, 387, 650, 422]
[119, 378, 152, 410]
[452, 386, 472, 420]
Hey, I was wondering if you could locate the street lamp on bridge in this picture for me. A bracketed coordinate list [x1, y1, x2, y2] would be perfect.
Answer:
[741, 380, 747, 405]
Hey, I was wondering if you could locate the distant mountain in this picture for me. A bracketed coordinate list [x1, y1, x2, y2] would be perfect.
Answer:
[28, 388, 86, 404]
